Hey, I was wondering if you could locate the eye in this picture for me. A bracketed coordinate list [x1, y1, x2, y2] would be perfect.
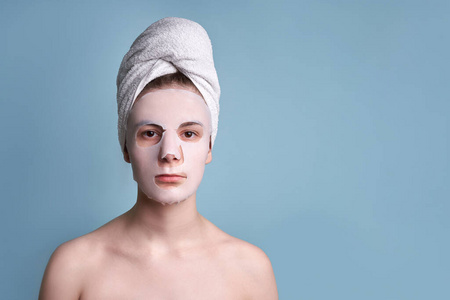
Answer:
[135, 126, 162, 147]
[141, 130, 159, 139]
[183, 131, 196, 138]
[178, 125, 203, 142]
[145, 130, 156, 137]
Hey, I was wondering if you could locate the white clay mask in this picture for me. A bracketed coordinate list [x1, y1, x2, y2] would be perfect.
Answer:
[126, 89, 212, 205]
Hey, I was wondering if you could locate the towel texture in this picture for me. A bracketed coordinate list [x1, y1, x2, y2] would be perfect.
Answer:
[116, 17, 220, 152]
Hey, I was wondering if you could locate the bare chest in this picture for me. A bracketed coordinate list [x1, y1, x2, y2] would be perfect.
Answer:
[80, 254, 250, 300]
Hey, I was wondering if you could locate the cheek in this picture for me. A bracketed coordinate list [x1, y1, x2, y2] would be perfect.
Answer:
[128, 144, 159, 171]
[183, 141, 210, 165]
[182, 143, 209, 190]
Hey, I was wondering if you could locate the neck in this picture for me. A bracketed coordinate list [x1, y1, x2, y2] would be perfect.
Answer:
[123, 188, 206, 253]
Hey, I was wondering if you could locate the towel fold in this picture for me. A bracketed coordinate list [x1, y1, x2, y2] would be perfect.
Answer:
[116, 17, 220, 152]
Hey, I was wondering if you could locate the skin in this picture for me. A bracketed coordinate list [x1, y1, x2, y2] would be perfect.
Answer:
[39, 85, 278, 300]
[126, 88, 212, 206]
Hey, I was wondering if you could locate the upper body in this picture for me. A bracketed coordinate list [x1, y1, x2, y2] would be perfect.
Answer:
[39, 17, 278, 300]
[39, 201, 278, 299]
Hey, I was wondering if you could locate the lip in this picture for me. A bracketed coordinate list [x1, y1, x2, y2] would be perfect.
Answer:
[155, 173, 187, 183]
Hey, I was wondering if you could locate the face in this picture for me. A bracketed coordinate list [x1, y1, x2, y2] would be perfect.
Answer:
[125, 88, 212, 205]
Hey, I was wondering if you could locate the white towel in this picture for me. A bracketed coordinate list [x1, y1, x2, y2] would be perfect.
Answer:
[116, 17, 220, 152]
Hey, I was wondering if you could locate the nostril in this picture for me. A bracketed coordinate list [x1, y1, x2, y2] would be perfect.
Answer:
[161, 153, 177, 161]
[158, 145, 184, 167]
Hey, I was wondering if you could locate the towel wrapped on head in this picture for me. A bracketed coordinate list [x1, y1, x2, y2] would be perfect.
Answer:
[116, 17, 220, 152]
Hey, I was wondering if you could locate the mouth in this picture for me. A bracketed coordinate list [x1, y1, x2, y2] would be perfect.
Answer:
[155, 173, 187, 184]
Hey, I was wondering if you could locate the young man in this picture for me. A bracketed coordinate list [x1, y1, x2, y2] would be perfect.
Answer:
[39, 17, 278, 299]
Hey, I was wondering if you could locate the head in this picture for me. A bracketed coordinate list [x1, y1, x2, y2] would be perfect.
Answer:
[124, 72, 212, 205]
[116, 18, 220, 205]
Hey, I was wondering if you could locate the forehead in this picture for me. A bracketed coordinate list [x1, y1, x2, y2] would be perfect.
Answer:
[128, 89, 211, 127]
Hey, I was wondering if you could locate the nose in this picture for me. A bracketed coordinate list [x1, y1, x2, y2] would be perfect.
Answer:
[158, 130, 183, 165]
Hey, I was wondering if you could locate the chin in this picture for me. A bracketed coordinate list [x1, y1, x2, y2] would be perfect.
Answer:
[158, 198, 187, 206]
[144, 190, 196, 206]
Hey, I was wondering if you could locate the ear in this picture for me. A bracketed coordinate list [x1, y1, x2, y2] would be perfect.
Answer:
[123, 144, 131, 163]
[205, 137, 212, 165]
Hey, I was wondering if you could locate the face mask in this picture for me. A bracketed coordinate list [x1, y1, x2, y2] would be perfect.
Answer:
[126, 89, 212, 205]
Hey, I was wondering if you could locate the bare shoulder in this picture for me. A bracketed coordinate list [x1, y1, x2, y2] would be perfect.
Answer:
[39, 234, 93, 299]
[221, 237, 270, 269]
[39, 219, 118, 300]
[211, 229, 279, 299]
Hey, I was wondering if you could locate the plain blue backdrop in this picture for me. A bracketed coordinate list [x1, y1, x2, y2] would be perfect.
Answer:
[1, 0, 449, 299]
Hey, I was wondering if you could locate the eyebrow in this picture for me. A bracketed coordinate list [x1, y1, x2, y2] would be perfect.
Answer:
[179, 121, 204, 128]
[133, 121, 163, 131]
[133, 121, 204, 131]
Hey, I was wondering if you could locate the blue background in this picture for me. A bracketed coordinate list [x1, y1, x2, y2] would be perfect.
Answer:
[1, 0, 449, 299]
